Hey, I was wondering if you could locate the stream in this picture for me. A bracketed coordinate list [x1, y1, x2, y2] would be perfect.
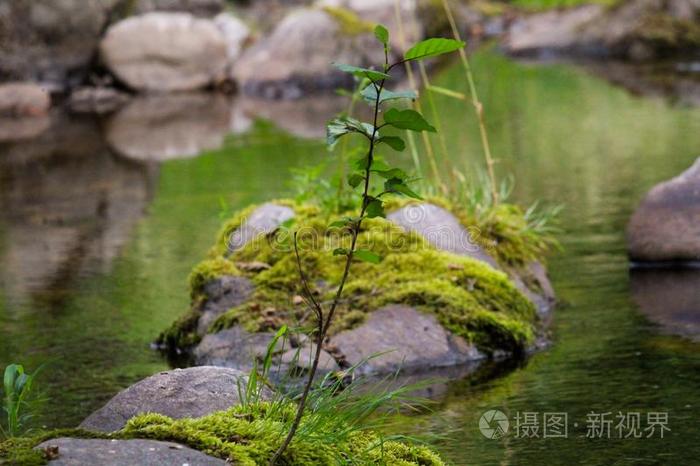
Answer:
[1, 49, 699, 464]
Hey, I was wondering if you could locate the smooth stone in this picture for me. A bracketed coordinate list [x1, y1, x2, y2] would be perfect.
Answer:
[627, 157, 700, 263]
[36, 438, 226, 466]
[225, 203, 295, 252]
[100, 12, 228, 92]
[197, 276, 255, 336]
[280, 344, 340, 372]
[79, 366, 267, 432]
[194, 326, 285, 371]
[329, 305, 484, 375]
[387, 203, 499, 268]
[0, 82, 51, 117]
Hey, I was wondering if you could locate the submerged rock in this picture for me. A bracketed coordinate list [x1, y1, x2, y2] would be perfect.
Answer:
[67, 87, 130, 114]
[100, 12, 228, 92]
[35, 438, 226, 466]
[105, 93, 231, 161]
[80, 366, 269, 432]
[627, 157, 700, 263]
[330, 305, 484, 375]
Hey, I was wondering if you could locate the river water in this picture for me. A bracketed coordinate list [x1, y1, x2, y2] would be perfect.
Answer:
[1, 50, 699, 464]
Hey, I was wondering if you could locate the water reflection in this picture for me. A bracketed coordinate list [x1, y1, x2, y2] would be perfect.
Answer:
[0, 113, 157, 303]
[630, 268, 700, 342]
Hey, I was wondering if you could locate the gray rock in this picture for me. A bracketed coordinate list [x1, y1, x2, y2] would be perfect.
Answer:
[0, 0, 121, 89]
[214, 12, 250, 62]
[627, 157, 700, 263]
[232, 8, 382, 98]
[105, 93, 231, 161]
[504, 0, 700, 61]
[194, 326, 285, 371]
[329, 305, 484, 375]
[387, 203, 499, 268]
[225, 203, 295, 252]
[36, 438, 226, 466]
[100, 12, 228, 92]
[0, 82, 51, 117]
[79, 366, 266, 432]
[197, 276, 255, 335]
[280, 344, 340, 373]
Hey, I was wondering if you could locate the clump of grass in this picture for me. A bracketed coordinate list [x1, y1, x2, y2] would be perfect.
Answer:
[1, 364, 43, 441]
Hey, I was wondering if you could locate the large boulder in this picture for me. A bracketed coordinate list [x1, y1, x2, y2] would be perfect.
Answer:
[105, 93, 231, 161]
[0, 0, 120, 89]
[35, 438, 226, 466]
[213, 12, 251, 62]
[626, 158, 700, 263]
[194, 326, 285, 370]
[504, 0, 700, 61]
[232, 8, 383, 99]
[79, 366, 269, 432]
[100, 12, 228, 92]
[329, 305, 484, 375]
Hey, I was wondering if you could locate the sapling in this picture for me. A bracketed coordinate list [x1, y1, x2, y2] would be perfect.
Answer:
[269, 25, 464, 464]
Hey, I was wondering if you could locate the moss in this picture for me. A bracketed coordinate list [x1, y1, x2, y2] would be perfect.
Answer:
[0, 428, 111, 466]
[120, 402, 445, 466]
[1, 406, 444, 466]
[156, 306, 204, 349]
[322, 6, 375, 36]
[188, 257, 240, 299]
[193, 200, 538, 355]
[634, 14, 700, 50]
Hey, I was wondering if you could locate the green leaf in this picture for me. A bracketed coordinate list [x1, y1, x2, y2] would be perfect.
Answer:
[366, 198, 385, 218]
[374, 24, 389, 45]
[361, 86, 417, 104]
[347, 173, 365, 188]
[374, 167, 408, 180]
[370, 157, 391, 171]
[354, 249, 382, 264]
[377, 136, 405, 151]
[384, 108, 436, 132]
[333, 248, 349, 256]
[333, 63, 390, 82]
[326, 117, 376, 148]
[404, 38, 465, 61]
[385, 178, 422, 199]
[353, 155, 369, 170]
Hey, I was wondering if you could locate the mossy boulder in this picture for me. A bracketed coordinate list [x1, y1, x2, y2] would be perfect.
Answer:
[160, 199, 555, 376]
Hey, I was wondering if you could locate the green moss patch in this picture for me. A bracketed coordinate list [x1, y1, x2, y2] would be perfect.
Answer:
[1, 405, 444, 466]
[163, 200, 540, 355]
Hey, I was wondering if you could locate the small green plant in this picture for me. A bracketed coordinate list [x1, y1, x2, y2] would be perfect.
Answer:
[1, 364, 41, 439]
[268, 26, 465, 464]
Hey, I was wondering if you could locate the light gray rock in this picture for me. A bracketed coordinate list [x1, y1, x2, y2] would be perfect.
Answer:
[627, 157, 700, 263]
[197, 276, 255, 335]
[79, 366, 267, 432]
[387, 203, 499, 268]
[36, 438, 226, 466]
[232, 8, 382, 98]
[225, 203, 295, 252]
[214, 12, 250, 62]
[194, 326, 286, 371]
[105, 93, 231, 161]
[0, 82, 51, 117]
[100, 12, 228, 92]
[329, 305, 484, 375]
